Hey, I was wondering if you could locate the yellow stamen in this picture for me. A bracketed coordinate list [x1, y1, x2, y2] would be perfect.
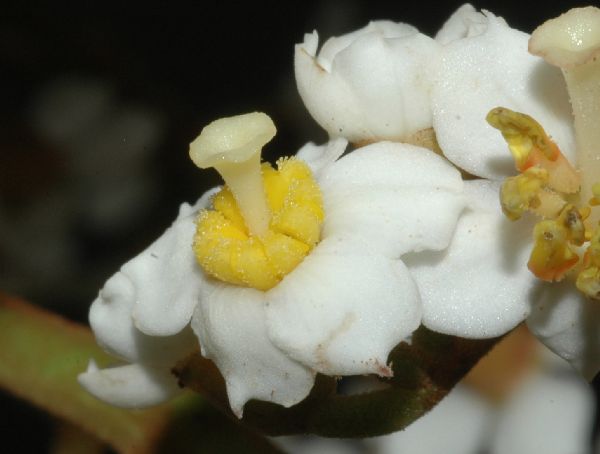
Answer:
[589, 182, 600, 206]
[192, 138, 324, 291]
[527, 205, 584, 281]
[576, 227, 600, 299]
[486, 107, 579, 194]
[499, 167, 565, 220]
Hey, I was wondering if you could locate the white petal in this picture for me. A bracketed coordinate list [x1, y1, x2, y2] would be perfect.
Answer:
[373, 386, 492, 454]
[295, 23, 439, 143]
[266, 235, 421, 376]
[295, 138, 348, 177]
[317, 21, 418, 72]
[432, 11, 575, 180]
[527, 282, 600, 380]
[78, 360, 180, 408]
[490, 370, 595, 454]
[89, 271, 198, 366]
[405, 180, 535, 338]
[319, 142, 464, 257]
[192, 285, 315, 418]
[118, 198, 212, 337]
[435, 4, 487, 45]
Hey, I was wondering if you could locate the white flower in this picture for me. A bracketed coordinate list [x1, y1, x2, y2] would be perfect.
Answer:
[406, 6, 600, 380]
[79, 116, 465, 416]
[296, 4, 600, 380]
[295, 20, 440, 143]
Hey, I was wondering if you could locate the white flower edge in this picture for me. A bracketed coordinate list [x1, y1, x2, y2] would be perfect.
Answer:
[78, 360, 182, 408]
[431, 8, 575, 180]
[295, 21, 440, 143]
[404, 179, 536, 338]
[527, 281, 600, 380]
[434, 3, 490, 45]
[82, 139, 466, 416]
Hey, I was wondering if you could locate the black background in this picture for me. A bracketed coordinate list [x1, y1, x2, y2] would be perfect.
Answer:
[1, 1, 595, 452]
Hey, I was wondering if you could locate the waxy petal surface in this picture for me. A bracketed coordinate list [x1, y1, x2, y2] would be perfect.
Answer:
[90, 271, 197, 366]
[78, 361, 180, 408]
[405, 180, 536, 338]
[432, 11, 575, 180]
[266, 235, 421, 376]
[319, 142, 464, 257]
[527, 282, 600, 380]
[192, 285, 315, 417]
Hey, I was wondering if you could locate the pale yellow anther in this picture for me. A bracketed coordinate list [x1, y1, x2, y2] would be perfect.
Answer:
[576, 227, 600, 299]
[589, 182, 600, 206]
[487, 107, 579, 194]
[527, 205, 583, 281]
[189, 112, 276, 236]
[500, 167, 549, 220]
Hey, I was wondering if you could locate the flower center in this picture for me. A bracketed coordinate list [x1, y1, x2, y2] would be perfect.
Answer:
[189, 113, 324, 291]
[488, 107, 600, 299]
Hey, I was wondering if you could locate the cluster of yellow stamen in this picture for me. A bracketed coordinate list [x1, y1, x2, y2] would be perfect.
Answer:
[189, 112, 324, 291]
[488, 107, 600, 299]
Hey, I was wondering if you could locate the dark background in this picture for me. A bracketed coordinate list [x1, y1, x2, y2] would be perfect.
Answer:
[1, 1, 595, 452]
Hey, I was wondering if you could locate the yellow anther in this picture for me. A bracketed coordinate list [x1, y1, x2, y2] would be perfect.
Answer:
[589, 182, 600, 206]
[194, 157, 323, 291]
[487, 107, 580, 194]
[527, 205, 584, 281]
[576, 227, 600, 299]
[500, 167, 549, 220]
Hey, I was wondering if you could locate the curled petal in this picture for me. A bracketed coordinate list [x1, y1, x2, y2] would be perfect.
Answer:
[89, 271, 198, 366]
[432, 11, 575, 179]
[112, 194, 213, 337]
[405, 180, 535, 338]
[266, 235, 421, 376]
[192, 285, 315, 417]
[319, 142, 464, 257]
[78, 361, 180, 408]
[435, 4, 488, 45]
[295, 23, 440, 143]
[527, 282, 600, 380]
[295, 137, 348, 177]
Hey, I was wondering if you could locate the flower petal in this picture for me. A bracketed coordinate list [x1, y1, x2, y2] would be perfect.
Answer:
[489, 369, 595, 454]
[373, 386, 492, 454]
[78, 360, 180, 408]
[295, 138, 348, 177]
[89, 271, 198, 366]
[265, 235, 421, 376]
[405, 180, 536, 338]
[191, 285, 315, 417]
[317, 21, 418, 72]
[318, 142, 464, 257]
[295, 23, 439, 143]
[434, 4, 488, 45]
[432, 11, 575, 180]
[527, 282, 600, 380]
[113, 193, 213, 337]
